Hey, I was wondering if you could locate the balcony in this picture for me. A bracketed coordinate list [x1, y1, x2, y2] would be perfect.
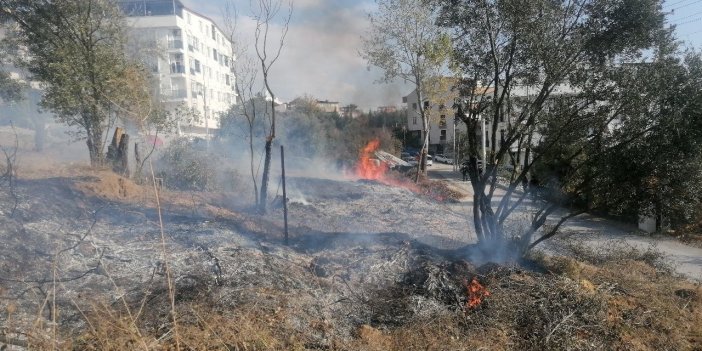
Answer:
[163, 89, 187, 99]
[168, 39, 183, 50]
[170, 63, 185, 74]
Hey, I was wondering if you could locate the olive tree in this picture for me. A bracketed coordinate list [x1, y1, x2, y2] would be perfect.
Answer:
[436, 0, 673, 256]
[0, 0, 144, 166]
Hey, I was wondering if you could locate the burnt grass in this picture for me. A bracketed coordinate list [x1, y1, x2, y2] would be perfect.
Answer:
[0, 172, 701, 350]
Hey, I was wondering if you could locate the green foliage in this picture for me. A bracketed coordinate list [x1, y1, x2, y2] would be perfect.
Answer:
[0, 0, 152, 165]
[157, 138, 238, 191]
[0, 72, 24, 103]
[362, 0, 450, 85]
[219, 95, 402, 166]
[362, 0, 452, 174]
[437, 0, 674, 250]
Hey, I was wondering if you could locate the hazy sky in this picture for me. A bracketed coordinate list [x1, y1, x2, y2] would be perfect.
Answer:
[180, 0, 702, 110]
[180, 0, 410, 111]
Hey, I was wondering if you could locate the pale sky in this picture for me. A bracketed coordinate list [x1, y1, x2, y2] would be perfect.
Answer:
[180, 0, 410, 111]
[180, 0, 702, 110]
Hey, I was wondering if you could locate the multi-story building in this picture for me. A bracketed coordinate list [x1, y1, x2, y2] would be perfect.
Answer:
[315, 100, 340, 114]
[403, 81, 467, 156]
[376, 106, 398, 114]
[117, 0, 236, 137]
[404, 80, 576, 166]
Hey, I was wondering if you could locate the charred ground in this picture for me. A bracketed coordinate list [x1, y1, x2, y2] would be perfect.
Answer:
[0, 166, 701, 350]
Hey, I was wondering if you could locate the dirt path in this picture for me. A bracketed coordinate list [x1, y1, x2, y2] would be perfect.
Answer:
[427, 163, 702, 281]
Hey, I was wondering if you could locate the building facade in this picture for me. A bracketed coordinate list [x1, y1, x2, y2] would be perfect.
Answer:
[403, 86, 467, 156]
[118, 0, 236, 137]
[404, 81, 574, 165]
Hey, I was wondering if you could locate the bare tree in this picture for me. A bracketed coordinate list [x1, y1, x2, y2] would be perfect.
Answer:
[222, 3, 263, 207]
[252, 0, 292, 214]
[361, 0, 450, 182]
[0, 123, 19, 216]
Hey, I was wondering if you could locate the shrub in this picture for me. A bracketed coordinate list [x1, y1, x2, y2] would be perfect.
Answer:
[156, 138, 239, 191]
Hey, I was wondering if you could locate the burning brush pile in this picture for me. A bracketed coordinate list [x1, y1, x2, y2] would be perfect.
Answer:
[352, 139, 462, 202]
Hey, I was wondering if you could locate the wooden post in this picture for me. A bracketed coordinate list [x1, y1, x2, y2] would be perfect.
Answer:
[280, 145, 289, 245]
[117, 133, 129, 177]
[107, 127, 129, 175]
[134, 142, 141, 179]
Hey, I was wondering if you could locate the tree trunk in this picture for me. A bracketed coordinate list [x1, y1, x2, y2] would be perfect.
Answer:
[415, 80, 429, 183]
[249, 128, 259, 206]
[106, 127, 129, 176]
[258, 138, 273, 213]
[134, 142, 141, 180]
[117, 133, 129, 177]
[87, 130, 105, 167]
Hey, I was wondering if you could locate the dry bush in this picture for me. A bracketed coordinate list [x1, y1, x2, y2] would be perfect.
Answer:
[535, 245, 702, 350]
[386, 169, 463, 202]
[546, 235, 671, 272]
[156, 138, 241, 192]
[5, 218, 700, 350]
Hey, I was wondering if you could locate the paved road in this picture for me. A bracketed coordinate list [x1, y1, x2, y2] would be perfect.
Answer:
[427, 162, 702, 281]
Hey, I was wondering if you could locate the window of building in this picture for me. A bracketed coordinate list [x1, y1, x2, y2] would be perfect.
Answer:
[225, 74, 230, 85]
[118, 1, 183, 16]
[211, 24, 216, 40]
[413, 116, 417, 125]
[439, 115, 446, 128]
[402, 96, 407, 103]
[440, 129, 447, 141]
[167, 29, 182, 49]
[424, 101, 430, 109]
[412, 103, 417, 110]
[188, 36, 199, 52]
[213, 48, 218, 61]
[169, 53, 184, 74]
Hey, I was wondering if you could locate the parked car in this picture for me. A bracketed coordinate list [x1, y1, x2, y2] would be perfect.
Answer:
[404, 154, 433, 166]
[402, 156, 418, 166]
[435, 154, 454, 164]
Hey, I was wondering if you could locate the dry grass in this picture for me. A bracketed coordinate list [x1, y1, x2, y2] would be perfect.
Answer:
[537, 250, 702, 350]
[2, 169, 701, 350]
[9, 245, 696, 351]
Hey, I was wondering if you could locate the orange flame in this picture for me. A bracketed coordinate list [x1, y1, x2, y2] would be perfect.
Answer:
[465, 277, 490, 309]
[356, 139, 388, 180]
[351, 139, 429, 198]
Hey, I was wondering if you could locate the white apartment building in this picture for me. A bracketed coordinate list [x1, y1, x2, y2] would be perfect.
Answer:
[403, 80, 577, 159]
[403, 84, 467, 156]
[118, 0, 236, 137]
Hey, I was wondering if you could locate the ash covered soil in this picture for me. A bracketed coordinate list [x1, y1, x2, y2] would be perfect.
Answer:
[276, 176, 475, 249]
[0, 171, 480, 345]
[1, 170, 701, 350]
